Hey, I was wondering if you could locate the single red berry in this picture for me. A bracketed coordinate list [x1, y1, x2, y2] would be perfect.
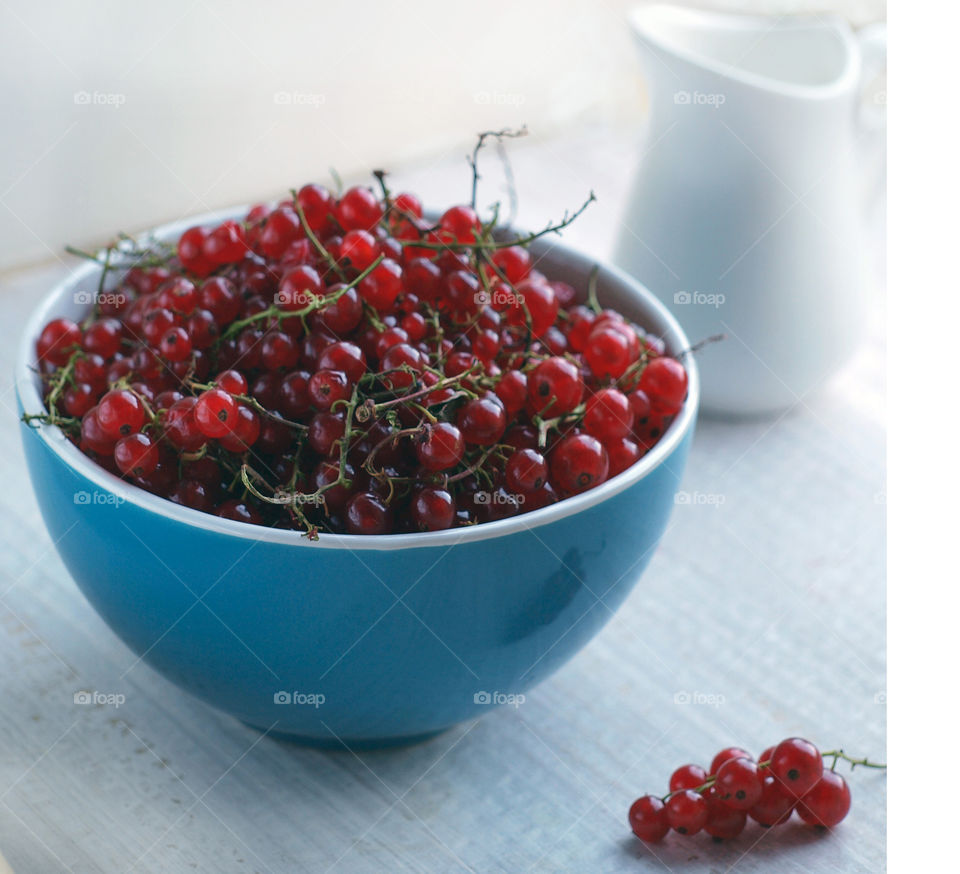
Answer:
[769, 738, 823, 799]
[457, 397, 507, 446]
[415, 422, 465, 471]
[665, 789, 708, 835]
[715, 757, 764, 810]
[495, 370, 528, 416]
[159, 327, 192, 362]
[796, 770, 851, 828]
[628, 796, 669, 843]
[345, 492, 392, 535]
[336, 186, 383, 231]
[80, 408, 116, 455]
[392, 191, 423, 218]
[411, 487, 456, 531]
[583, 388, 634, 440]
[358, 259, 404, 312]
[308, 369, 351, 411]
[669, 764, 708, 793]
[259, 207, 303, 259]
[491, 245, 531, 284]
[82, 318, 122, 358]
[177, 226, 214, 276]
[261, 331, 301, 371]
[202, 220, 247, 265]
[218, 405, 261, 453]
[605, 436, 642, 477]
[62, 383, 98, 417]
[37, 318, 82, 365]
[96, 389, 145, 439]
[195, 389, 239, 439]
[505, 449, 548, 493]
[307, 411, 346, 455]
[550, 434, 609, 494]
[704, 791, 748, 840]
[277, 265, 324, 311]
[638, 357, 688, 415]
[297, 183, 336, 232]
[749, 774, 797, 827]
[199, 277, 242, 326]
[584, 324, 634, 379]
[527, 357, 584, 416]
[215, 369, 248, 395]
[164, 397, 207, 451]
[340, 229, 379, 271]
[114, 433, 159, 478]
[439, 205, 481, 244]
[710, 747, 753, 777]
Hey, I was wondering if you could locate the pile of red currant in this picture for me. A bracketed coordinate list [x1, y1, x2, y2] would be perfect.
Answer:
[628, 739, 885, 844]
[29, 168, 688, 536]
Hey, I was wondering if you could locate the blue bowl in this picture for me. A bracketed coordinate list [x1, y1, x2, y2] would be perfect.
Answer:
[16, 210, 698, 748]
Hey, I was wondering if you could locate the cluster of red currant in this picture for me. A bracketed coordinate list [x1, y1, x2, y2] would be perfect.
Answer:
[628, 739, 885, 844]
[29, 164, 688, 536]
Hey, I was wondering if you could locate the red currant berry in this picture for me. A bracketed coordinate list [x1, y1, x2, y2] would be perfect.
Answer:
[704, 791, 748, 840]
[439, 205, 481, 244]
[769, 738, 823, 799]
[359, 259, 404, 312]
[669, 764, 708, 793]
[164, 397, 207, 451]
[628, 796, 669, 843]
[415, 422, 465, 471]
[307, 369, 351, 411]
[748, 774, 797, 827]
[297, 183, 336, 232]
[457, 397, 507, 446]
[215, 369, 247, 395]
[505, 449, 548, 493]
[411, 487, 455, 531]
[159, 327, 192, 362]
[550, 434, 609, 494]
[317, 342, 366, 384]
[177, 226, 214, 276]
[277, 265, 324, 311]
[96, 389, 145, 439]
[710, 747, 753, 776]
[527, 357, 584, 416]
[195, 389, 239, 439]
[638, 357, 688, 415]
[584, 324, 634, 379]
[202, 220, 247, 265]
[37, 318, 82, 365]
[336, 186, 383, 231]
[82, 318, 122, 358]
[345, 492, 392, 535]
[715, 757, 764, 810]
[339, 229, 379, 271]
[218, 405, 261, 453]
[796, 770, 850, 828]
[308, 411, 346, 456]
[114, 433, 159, 478]
[583, 388, 634, 441]
[665, 789, 708, 836]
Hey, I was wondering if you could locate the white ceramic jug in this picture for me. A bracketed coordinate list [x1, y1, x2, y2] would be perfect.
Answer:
[614, 4, 886, 416]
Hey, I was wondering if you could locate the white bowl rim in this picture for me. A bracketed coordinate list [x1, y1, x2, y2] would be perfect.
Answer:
[16, 205, 699, 552]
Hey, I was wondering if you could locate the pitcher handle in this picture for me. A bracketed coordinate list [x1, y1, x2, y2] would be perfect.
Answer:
[857, 22, 886, 218]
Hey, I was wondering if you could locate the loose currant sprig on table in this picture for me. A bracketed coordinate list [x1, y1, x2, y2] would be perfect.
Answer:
[628, 738, 886, 844]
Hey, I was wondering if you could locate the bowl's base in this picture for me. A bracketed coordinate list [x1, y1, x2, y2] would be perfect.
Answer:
[241, 722, 449, 750]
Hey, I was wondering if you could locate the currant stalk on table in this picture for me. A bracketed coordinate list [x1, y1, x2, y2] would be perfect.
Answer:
[628, 738, 886, 845]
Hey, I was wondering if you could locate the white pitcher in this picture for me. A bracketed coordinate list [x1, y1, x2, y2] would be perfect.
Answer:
[614, 4, 886, 416]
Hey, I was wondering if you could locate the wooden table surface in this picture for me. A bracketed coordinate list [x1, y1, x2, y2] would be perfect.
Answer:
[0, 129, 886, 873]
